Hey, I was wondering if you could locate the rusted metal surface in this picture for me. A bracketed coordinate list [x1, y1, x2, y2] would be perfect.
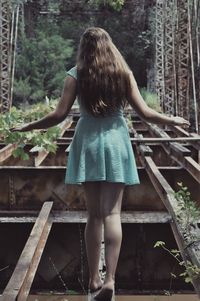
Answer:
[1, 201, 53, 301]
[0, 112, 200, 297]
[0, 210, 171, 223]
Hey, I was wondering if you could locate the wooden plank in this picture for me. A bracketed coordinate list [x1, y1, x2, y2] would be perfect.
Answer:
[171, 125, 200, 154]
[133, 137, 200, 142]
[146, 123, 200, 184]
[0, 165, 184, 170]
[1, 202, 53, 301]
[134, 133, 153, 156]
[30, 117, 73, 167]
[138, 152, 200, 296]
[0, 211, 171, 224]
[17, 219, 52, 301]
[0, 143, 18, 163]
[184, 156, 200, 183]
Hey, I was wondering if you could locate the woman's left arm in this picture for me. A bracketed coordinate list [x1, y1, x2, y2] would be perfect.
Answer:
[10, 75, 77, 132]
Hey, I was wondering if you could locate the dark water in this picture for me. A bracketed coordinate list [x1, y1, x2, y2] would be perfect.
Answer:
[27, 294, 198, 301]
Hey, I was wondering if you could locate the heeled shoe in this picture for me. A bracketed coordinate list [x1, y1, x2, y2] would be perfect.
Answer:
[87, 286, 102, 301]
[93, 287, 114, 301]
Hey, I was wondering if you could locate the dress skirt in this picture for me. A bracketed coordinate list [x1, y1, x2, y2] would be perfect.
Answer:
[65, 114, 140, 185]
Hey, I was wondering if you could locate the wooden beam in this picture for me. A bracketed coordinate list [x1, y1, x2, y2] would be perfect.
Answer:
[0, 143, 18, 163]
[133, 137, 200, 142]
[146, 123, 200, 184]
[136, 143, 200, 296]
[0, 210, 171, 224]
[30, 117, 73, 167]
[1, 202, 53, 301]
[58, 136, 200, 144]
[170, 125, 200, 150]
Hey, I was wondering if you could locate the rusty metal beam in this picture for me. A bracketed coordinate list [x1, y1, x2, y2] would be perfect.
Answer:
[0, 210, 171, 224]
[1, 201, 53, 301]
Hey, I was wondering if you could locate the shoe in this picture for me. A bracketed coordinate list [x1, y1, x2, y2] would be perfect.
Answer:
[90, 286, 102, 293]
[88, 286, 102, 301]
[94, 287, 114, 301]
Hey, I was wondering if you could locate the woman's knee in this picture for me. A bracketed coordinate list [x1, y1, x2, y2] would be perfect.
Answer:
[101, 205, 121, 219]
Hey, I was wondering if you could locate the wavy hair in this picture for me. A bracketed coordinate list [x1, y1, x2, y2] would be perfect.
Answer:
[76, 27, 132, 116]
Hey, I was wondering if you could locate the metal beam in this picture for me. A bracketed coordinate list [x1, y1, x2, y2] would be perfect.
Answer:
[0, 0, 11, 112]
[0, 210, 171, 224]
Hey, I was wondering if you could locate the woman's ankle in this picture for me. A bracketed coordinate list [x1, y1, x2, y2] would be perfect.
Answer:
[104, 275, 115, 285]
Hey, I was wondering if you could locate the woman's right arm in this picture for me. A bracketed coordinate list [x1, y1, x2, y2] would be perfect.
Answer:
[127, 72, 190, 127]
[10, 75, 77, 132]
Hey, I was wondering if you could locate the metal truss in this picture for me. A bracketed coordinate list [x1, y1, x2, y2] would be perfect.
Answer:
[0, 0, 11, 113]
[155, 0, 190, 121]
[176, 0, 190, 120]
[163, 0, 177, 115]
[155, 0, 165, 112]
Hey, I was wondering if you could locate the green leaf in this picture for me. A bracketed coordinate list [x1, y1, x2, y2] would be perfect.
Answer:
[154, 241, 165, 248]
[185, 277, 192, 283]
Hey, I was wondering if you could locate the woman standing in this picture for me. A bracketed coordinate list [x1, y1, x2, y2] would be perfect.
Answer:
[11, 27, 189, 301]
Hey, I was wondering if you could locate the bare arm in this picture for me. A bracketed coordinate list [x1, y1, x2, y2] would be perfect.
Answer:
[127, 72, 189, 126]
[11, 75, 77, 131]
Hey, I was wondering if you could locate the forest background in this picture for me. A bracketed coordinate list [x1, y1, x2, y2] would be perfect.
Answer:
[13, 0, 156, 106]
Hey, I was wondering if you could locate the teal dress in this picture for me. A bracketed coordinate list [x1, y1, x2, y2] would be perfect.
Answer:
[65, 66, 140, 186]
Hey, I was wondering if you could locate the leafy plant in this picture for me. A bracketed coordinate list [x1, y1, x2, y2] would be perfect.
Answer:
[174, 182, 200, 242]
[140, 88, 162, 112]
[89, 0, 125, 11]
[154, 183, 200, 285]
[0, 103, 61, 160]
[154, 241, 200, 284]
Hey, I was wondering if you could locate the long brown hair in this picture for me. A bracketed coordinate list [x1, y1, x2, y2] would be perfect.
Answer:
[76, 27, 131, 116]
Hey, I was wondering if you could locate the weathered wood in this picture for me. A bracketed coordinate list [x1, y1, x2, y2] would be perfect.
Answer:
[30, 117, 73, 167]
[59, 136, 200, 144]
[17, 219, 52, 301]
[1, 202, 53, 301]
[133, 137, 200, 142]
[137, 150, 200, 296]
[147, 123, 200, 184]
[0, 143, 18, 163]
[134, 133, 153, 156]
[171, 125, 200, 150]
[0, 210, 171, 223]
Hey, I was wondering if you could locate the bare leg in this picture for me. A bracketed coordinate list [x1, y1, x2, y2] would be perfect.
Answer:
[83, 181, 103, 291]
[95, 182, 125, 300]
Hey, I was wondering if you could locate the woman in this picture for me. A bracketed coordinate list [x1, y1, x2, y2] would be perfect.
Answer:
[11, 27, 189, 301]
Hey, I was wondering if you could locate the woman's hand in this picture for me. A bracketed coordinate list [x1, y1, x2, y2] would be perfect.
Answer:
[171, 116, 190, 127]
[9, 123, 33, 132]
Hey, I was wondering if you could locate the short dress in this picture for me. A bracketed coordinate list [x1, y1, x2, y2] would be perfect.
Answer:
[65, 66, 140, 186]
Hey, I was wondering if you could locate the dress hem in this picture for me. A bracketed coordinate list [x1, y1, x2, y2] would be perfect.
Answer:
[65, 177, 140, 186]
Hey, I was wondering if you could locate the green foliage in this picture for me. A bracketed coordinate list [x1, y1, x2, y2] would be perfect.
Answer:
[154, 183, 200, 286]
[175, 182, 200, 241]
[140, 88, 162, 112]
[0, 103, 61, 160]
[89, 0, 125, 11]
[14, 30, 74, 104]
